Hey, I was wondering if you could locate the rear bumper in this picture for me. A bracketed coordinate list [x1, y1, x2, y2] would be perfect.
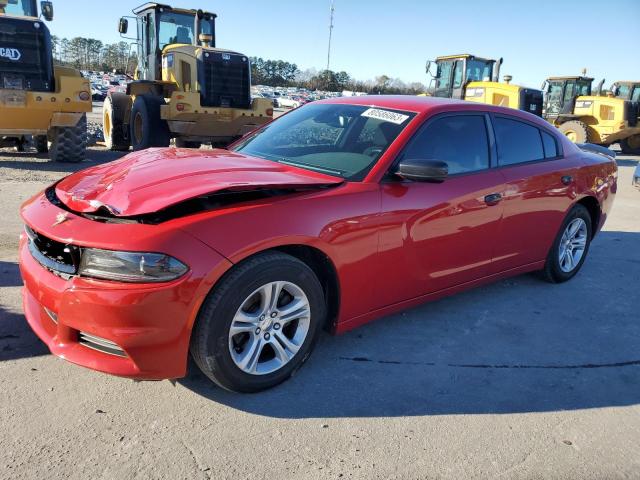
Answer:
[0, 76, 91, 134]
[161, 94, 272, 139]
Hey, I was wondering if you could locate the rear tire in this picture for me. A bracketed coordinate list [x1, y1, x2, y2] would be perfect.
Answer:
[558, 120, 590, 144]
[129, 94, 170, 151]
[540, 204, 592, 283]
[103, 94, 131, 151]
[34, 135, 48, 153]
[49, 114, 87, 163]
[190, 252, 326, 393]
[620, 135, 640, 155]
[175, 138, 202, 149]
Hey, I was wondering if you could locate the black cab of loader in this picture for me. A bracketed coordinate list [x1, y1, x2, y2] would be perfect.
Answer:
[541, 76, 596, 119]
[611, 81, 640, 102]
[427, 54, 499, 99]
[119, 2, 217, 82]
[0, 0, 54, 92]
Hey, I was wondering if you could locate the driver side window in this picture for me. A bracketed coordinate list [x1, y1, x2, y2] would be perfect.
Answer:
[402, 115, 490, 175]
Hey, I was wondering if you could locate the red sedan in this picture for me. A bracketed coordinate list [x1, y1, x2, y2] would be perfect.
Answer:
[19, 96, 617, 392]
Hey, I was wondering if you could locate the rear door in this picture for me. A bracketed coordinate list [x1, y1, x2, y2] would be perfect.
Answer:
[375, 113, 505, 307]
[488, 115, 582, 274]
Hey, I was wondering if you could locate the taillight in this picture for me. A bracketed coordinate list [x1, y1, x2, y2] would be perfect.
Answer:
[78, 91, 90, 101]
[266, 108, 274, 117]
[176, 103, 185, 112]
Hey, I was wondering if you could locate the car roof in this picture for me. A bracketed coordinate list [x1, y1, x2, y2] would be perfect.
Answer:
[316, 95, 553, 129]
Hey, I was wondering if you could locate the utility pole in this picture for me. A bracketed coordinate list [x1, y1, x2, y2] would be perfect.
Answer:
[326, 0, 335, 73]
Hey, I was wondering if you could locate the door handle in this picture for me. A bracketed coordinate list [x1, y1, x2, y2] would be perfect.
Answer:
[561, 175, 573, 185]
[484, 193, 502, 205]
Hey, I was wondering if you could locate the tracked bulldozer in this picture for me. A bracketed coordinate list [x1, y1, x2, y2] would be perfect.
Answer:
[103, 3, 273, 151]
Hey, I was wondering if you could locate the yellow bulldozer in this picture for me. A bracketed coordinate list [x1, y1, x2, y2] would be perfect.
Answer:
[103, 3, 274, 151]
[0, 0, 91, 161]
[541, 75, 640, 154]
[426, 54, 543, 116]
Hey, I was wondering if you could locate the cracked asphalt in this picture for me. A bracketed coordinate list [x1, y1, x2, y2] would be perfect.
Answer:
[0, 145, 639, 479]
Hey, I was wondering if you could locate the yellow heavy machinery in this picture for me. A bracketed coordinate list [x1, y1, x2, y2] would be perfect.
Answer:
[104, 3, 273, 151]
[0, 0, 91, 161]
[426, 54, 543, 116]
[541, 75, 640, 153]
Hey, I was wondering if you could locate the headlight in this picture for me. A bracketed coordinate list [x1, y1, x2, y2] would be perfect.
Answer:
[79, 248, 188, 283]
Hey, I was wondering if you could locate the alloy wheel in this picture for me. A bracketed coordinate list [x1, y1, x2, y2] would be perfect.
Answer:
[558, 218, 588, 273]
[228, 281, 311, 375]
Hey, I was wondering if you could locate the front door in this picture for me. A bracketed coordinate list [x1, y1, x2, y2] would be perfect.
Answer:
[374, 113, 505, 308]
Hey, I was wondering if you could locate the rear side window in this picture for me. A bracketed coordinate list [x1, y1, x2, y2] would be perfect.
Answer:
[493, 117, 544, 165]
[541, 130, 559, 158]
[402, 115, 489, 175]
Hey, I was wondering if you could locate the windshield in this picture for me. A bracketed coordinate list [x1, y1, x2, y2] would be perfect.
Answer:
[158, 11, 195, 49]
[466, 59, 494, 82]
[0, 0, 37, 17]
[157, 10, 215, 49]
[232, 103, 416, 180]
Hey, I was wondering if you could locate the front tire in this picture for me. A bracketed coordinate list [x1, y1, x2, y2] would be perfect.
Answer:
[620, 135, 640, 155]
[190, 252, 326, 393]
[558, 120, 591, 144]
[129, 94, 170, 151]
[541, 204, 592, 283]
[49, 114, 87, 163]
[103, 93, 131, 151]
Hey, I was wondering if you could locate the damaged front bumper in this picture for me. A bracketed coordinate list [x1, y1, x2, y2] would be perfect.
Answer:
[18, 190, 232, 380]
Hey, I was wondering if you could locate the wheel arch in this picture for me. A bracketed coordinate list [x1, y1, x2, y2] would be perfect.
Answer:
[194, 242, 341, 335]
[575, 195, 601, 238]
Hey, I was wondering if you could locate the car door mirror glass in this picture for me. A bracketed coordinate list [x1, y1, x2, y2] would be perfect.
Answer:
[395, 159, 448, 182]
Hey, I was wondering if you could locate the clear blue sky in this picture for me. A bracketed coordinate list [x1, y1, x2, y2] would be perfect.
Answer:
[49, 0, 640, 89]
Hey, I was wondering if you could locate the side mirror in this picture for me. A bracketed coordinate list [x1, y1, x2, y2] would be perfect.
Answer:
[425, 60, 432, 75]
[395, 159, 448, 183]
[118, 17, 128, 34]
[40, 1, 53, 21]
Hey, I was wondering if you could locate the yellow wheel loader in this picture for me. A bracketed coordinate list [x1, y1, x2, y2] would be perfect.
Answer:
[0, 0, 91, 162]
[426, 54, 543, 116]
[542, 76, 640, 153]
[611, 81, 640, 154]
[104, 3, 273, 151]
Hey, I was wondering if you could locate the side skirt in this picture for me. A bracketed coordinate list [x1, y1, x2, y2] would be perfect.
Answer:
[334, 260, 545, 334]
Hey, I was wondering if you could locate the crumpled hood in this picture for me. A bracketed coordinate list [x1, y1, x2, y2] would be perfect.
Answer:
[55, 148, 343, 216]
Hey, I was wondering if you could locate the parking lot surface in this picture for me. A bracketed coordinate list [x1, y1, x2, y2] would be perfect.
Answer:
[1, 147, 638, 479]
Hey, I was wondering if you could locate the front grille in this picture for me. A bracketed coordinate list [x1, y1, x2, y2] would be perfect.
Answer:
[25, 225, 80, 277]
[200, 52, 251, 109]
[79, 332, 127, 357]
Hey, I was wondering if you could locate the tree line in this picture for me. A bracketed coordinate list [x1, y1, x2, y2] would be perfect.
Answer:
[51, 36, 136, 74]
[50, 36, 426, 93]
[250, 56, 426, 94]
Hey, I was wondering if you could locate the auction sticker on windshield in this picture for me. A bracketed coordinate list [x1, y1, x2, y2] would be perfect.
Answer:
[361, 108, 410, 125]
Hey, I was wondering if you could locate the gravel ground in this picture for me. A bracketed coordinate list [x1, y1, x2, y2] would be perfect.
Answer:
[0, 145, 639, 480]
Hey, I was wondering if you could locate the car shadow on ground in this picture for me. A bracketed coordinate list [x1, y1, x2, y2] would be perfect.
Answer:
[0, 148, 127, 174]
[0, 261, 49, 361]
[180, 230, 640, 417]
